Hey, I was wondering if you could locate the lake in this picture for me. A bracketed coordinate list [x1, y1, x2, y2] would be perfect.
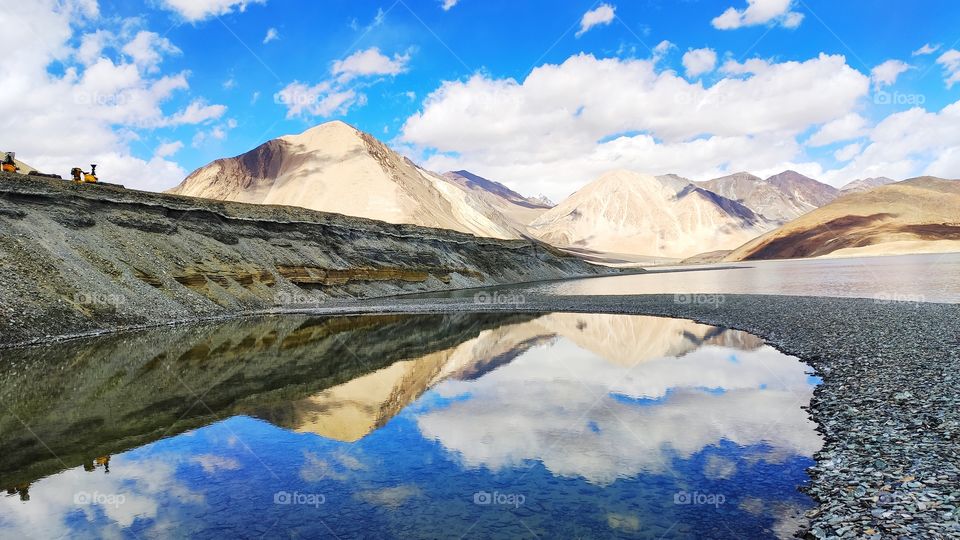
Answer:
[0, 313, 822, 539]
[425, 253, 960, 304]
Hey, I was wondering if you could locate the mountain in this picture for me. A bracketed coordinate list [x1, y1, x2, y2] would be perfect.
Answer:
[168, 121, 533, 240]
[726, 177, 960, 261]
[840, 176, 896, 194]
[698, 170, 840, 224]
[765, 170, 840, 209]
[442, 170, 551, 210]
[440, 170, 552, 236]
[527, 170, 770, 259]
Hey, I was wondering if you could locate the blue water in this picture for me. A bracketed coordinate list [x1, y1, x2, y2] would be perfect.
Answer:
[0, 313, 822, 539]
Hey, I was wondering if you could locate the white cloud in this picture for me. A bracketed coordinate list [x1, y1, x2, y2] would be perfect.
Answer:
[712, 0, 804, 30]
[121, 31, 180, 73]
[720, 57, 772, 75]
[276, 47, 409, 119]
[154, 140, 184, 158]
[576, 4, 616, 38]
[163, 100, 227, 125]
[275, 81, 361, 118]
[332, 47, 410, 82]
[870, 59, 910, 88]
[806, 113, 869, 147]
[191, 118, 237, 148]
[401, 52, 868, 199]
[652, 40, 674, 62]
[821, 100, 960, 184]
[834, 142, 862, 162]
[262, 27, 278, 44]
[0, 1, 223, 192]
[937, 49, 960, 88]
[440, 0, 459, 11]
[76, 29, 112, 65]
[682, 48, 717, 78]
[912, 43, 941, 56]
[159, 0, 266, 22]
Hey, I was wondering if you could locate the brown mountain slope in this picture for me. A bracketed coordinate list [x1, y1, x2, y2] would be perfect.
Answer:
[725, 177, 960, 261]
[167, 121, 534, 239]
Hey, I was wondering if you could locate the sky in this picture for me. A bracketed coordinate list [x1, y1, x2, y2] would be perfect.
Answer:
[3, 0, 959, 200]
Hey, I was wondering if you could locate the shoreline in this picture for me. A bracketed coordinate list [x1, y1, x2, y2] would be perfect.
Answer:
[280, 293, 960, 539]
[2, 293, 957, 538]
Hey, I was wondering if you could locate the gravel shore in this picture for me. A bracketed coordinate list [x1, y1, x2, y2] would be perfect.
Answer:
[280, 293, 960, 539]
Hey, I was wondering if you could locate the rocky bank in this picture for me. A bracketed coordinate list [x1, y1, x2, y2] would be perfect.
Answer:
[0, 172, 611, 347]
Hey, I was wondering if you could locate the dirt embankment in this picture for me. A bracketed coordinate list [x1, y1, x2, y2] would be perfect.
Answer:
[0, 173, 611, 347]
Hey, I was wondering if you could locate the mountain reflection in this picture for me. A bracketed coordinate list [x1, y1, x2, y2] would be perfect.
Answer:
[0, 312, 822, 539]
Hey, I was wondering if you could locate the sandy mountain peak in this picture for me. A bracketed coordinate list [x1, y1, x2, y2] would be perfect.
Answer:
[528, 169, 770, 259]
[168, 122, 540, 240]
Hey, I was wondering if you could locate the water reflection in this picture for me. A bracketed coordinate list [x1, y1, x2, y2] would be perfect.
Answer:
[0, 313, 822, 539]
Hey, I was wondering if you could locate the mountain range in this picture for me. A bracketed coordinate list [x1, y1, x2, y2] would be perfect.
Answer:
[727, 177, 960, 260]
[698, 171, 840, 224]
[527, 170, 770, 259]
[170, 121, 958, 263]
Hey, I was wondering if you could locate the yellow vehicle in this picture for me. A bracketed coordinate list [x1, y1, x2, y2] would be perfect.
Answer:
[71, 164, 98, 183]
[1, 152, 18, 173]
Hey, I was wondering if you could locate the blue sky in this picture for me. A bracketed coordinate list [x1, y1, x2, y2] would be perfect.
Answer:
[4, 1, 960, 198]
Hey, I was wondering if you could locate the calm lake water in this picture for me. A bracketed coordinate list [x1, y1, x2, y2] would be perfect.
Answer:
[519, 253, 960, 304]
[0, 313, 822, 539]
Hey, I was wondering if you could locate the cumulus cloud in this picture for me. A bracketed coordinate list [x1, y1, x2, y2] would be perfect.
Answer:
[154, 141, 184, 158]
[262, 27, 279, 44]
[276, 47, 409, 119]
[912, 43, 941, 56]
[712, 0, 804, 30]
[806, 113, 869, 147]
[162, 100, 227, 126]
[834, 142, 862, 162]
[682, 48, 717, 78]
[440, 0, 459, 11]
[121, 31, 180, 73]
[275, 82, 361, 118]
[0, 1, 225, 191]
[821, 100, 960, 184]
[870, 59, 910, 88]
[401, 52, 869, 199]
[159, 0, 266, 22]
[332, 47, 410, 82]
[576, 4, 616, 37]
[652, 40, 674, 62]
[937, 49, 960, 88]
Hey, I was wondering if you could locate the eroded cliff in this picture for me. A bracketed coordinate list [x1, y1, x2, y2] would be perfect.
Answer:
[0, 173, 609, 346]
